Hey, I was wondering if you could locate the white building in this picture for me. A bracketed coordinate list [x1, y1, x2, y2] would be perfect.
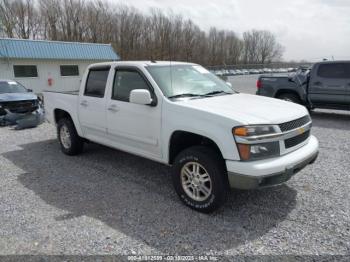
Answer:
[0, 38, 119, 93]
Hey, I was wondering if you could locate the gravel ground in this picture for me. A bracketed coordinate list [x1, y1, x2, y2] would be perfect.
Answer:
[0, 82, 349, 258]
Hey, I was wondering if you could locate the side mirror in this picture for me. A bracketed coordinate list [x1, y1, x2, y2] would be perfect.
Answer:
[226, 82, 232, 87]
[129, 89, 153, 105]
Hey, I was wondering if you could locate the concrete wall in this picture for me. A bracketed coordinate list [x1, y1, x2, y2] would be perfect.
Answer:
[0, 58, 98, 93]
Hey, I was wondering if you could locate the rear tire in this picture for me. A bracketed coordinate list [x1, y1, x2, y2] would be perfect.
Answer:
[171, 146, 228, 213]
[277, 93, 301, 104]
[57, 118, 84, 155]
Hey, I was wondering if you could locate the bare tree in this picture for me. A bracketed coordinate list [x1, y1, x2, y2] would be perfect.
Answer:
[243, 29, 284, 64]
[0, 0, 285, 65]
[0, 0, 17, 37]
[39, 0, 61, 40]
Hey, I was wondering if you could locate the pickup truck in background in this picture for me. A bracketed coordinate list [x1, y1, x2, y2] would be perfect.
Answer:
[44, 61, 319, 213]
[256, 61, 350, 111]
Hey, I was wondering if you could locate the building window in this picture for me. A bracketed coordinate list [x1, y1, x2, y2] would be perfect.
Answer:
[13, 65, 38, 78]
[60, 65, 79, 76]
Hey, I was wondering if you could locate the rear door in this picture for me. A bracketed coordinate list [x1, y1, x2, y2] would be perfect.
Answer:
[78, 66, 110, 140]
[308, 63, 348, 106]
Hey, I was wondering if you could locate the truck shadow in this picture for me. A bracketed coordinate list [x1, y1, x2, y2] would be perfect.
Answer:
[310, 110, 350, 131]
[4, 140, 297, 253]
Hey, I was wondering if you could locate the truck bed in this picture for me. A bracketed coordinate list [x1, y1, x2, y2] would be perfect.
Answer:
[43, 91, 80, 125]
[257, 74, 299, 97]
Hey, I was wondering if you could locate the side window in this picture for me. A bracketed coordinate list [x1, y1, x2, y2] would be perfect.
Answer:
[84, 68, 109, 98]
[112, 69, 150, 102]
[317, 63, 347, 79]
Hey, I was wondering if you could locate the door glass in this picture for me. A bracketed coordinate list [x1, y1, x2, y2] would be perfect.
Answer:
[84, 69, 109, 98]
[317, 63, 347, 79]
[112, 70, 150, 102]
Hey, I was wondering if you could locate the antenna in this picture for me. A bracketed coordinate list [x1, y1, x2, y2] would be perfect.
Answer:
[169, 37, 173, 95]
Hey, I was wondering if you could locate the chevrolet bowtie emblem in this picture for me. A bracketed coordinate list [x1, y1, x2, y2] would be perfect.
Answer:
[298, 127, 305, 134]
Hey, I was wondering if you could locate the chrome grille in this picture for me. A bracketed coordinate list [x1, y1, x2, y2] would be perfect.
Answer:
[279, 115, 311, 132]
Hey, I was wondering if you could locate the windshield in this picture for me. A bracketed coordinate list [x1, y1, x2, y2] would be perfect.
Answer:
[0, 81, 27, 94]
[146, 64, 235, 98]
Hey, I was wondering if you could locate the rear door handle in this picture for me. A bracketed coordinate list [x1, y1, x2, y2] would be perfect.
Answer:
[313, 81, 322, 86]
[107, 104, 119, 112]
[80, 100, 88, 107]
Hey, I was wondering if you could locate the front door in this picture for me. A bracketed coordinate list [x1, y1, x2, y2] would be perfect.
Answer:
[78, 67, 110, 140]
[308, 63, 348, 107]
[106, 67, 162, 159]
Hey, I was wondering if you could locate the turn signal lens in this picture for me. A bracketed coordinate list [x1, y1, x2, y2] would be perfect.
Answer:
[234, 127, 248, 136]
[237, 144, 250, 161]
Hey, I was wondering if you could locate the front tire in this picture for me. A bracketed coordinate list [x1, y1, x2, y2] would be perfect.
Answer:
[172, 146, 228, 213]
[57, 118, 84, 155]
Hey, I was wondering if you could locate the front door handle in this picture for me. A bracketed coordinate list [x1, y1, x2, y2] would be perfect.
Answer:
[107, 104, 119, 112]
[313, 81, 322, 86]
[80, 100, 88, 107]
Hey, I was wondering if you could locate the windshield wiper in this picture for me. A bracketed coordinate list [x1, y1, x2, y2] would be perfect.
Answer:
[168, 93, 201, 99]
[202, 91, 233, 96]
[168, 91, 235, 99]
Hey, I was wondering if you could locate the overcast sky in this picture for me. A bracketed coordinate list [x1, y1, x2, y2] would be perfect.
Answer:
[113, 0, 350, 62]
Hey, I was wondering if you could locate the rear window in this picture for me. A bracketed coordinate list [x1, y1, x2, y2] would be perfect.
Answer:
[84, 68, 110, 98]
[317, 63, 350, 79]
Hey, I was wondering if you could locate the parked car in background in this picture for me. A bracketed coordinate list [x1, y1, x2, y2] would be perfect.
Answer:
[256, 61, 350, 111]
[0, 80, 44, 129]
[44, 61, 319, 213]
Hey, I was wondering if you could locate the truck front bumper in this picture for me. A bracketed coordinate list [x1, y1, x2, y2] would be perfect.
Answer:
[226, 135, 319, 189]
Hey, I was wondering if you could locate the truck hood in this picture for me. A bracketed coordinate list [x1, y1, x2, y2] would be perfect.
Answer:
[0, 92, 37, 102]
[176, 93, 308, 125]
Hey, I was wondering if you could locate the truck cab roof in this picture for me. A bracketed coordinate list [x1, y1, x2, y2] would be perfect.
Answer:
[88, 61, 197, 68]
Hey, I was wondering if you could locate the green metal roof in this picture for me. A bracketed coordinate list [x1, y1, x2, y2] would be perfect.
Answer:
[0, 38, 119, 61]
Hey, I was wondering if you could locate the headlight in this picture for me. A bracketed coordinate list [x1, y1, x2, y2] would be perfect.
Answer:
[234, 125, 279, 137]
[233, 125, 281, 161]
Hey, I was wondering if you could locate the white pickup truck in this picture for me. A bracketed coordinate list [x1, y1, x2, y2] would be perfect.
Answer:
[44, 61, 319, 213]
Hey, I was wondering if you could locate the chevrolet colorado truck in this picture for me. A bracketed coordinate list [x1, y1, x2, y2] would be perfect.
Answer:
[256, 61, 350, 111]
[44, 61, 319, 213]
